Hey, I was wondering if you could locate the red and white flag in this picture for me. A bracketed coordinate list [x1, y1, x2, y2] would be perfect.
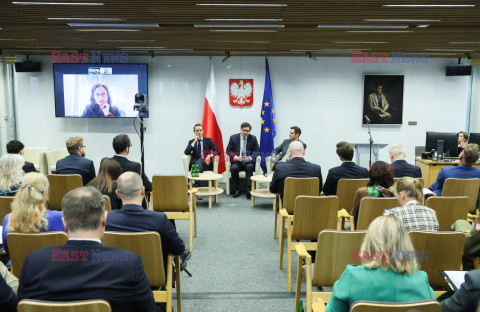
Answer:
[202, 62, 225, 173]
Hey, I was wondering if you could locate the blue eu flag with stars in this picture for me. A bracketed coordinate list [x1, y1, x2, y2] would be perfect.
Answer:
[260, 59, 276, 173]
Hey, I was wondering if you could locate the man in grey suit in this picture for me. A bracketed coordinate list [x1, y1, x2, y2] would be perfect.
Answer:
[271, 126, 307, 164]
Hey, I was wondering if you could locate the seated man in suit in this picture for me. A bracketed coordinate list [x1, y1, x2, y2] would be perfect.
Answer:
[323, 141, 369, 195]
[0, 262, 17, 312]
[106, 171, 189, 271]
[17, 187, 156, 312]
[269, 141, 322, 198]
[226, 122, 260, 199]
[6, 139, 37, 173]
[184, 123, 220, 173]
[389, 143, 422, 178]
[271, 126, 307, 164]
[56, 137, 95, 185]
[108, 134, 152, 193]
[429, 143, 480, 196]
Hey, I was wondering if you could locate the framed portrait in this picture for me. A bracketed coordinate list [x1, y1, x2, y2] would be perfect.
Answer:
[362, 74, 404, 125]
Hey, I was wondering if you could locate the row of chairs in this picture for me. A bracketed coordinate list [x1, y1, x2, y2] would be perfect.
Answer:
[0, 173, 197, 251]
[276, 177, 478, 292]
[296, 230, 466, 312]
[7, 231, 180, 312]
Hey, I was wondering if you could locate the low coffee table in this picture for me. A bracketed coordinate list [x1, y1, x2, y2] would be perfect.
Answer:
[250, 174, 276, 208]
[188, 171, 224, 209]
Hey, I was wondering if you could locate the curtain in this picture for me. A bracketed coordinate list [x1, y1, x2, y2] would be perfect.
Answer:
[469, 66, 480, 132]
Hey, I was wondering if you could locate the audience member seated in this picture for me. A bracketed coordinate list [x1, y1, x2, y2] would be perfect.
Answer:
[88, 158, 123, 210]
[323, 141, 368, 195]
[439, 269, 480, 312]
[269, 141, 322, 198]
[325, 215, 434, 312]
[429, 143, 480, 196]
[271, 126, 307, 164]
[55, 136, 95, 185]
[0, 262, 17, 312]
[387, 177, 439, 231]
[106, 172, 188, 271]
[458, 131, 469, 154]
[106, 134, 152, 193]
[389, 143, 422, 178]
[17, 187, 156, 312]
[2, 172, 65, 255]
[0, 154, 24, 196]
[0, 262, 18, 294]
[452, 213, 480, 271]
[6, 140, 36, 173]
[350, 161, 395, 223]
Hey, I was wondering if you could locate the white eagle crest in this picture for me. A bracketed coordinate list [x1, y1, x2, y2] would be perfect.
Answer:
[230, 80, 253, 106]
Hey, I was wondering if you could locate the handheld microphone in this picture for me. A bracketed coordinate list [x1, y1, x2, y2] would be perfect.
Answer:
[364, 115, 371, 123]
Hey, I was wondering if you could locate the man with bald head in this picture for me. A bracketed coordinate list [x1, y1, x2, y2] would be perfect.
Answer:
[106, 172, 187, 269]
[389, 143, 422, 178]
[269, 141, 322, 198]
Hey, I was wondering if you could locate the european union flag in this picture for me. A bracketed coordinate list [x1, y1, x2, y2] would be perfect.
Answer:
[260, 59, 276, 173]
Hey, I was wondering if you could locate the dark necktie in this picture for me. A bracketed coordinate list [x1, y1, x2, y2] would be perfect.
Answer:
[197, 140, 202, 159]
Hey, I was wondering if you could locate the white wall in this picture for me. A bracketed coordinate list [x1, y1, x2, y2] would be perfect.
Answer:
[13, 55, 469, 181]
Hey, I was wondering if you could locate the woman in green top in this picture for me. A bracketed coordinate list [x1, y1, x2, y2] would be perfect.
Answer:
[325, 215, 435, 312]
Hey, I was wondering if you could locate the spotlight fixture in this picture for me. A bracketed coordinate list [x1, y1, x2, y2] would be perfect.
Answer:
[222, 52, 231, 63]
[307, 52, 319, 61]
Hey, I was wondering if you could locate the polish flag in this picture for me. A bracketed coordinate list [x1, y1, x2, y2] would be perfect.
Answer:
[202, 62, 225, 173]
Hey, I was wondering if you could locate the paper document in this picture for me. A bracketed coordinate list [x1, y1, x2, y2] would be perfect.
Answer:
[441, 270, 467, 291]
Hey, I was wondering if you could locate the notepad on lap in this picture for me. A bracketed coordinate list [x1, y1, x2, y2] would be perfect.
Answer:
[440, 270, 467, 291]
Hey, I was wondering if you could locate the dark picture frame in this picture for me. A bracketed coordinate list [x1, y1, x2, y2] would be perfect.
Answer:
[363, 74, 404, 125]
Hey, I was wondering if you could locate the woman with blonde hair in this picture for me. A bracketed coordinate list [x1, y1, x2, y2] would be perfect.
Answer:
[325, 215, 434, 312]
[387, 177, 439, 231]
[0, 154, 24, 196]
[2, 172, 65, 254]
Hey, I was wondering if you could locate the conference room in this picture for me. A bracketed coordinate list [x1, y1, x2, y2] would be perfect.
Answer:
[1, 1, 480, 312]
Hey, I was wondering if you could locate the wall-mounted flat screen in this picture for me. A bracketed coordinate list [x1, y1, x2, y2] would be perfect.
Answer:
[53, 63, 148, 118]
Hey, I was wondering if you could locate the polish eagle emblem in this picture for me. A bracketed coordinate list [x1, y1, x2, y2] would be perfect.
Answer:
[229, 79, 253, 107]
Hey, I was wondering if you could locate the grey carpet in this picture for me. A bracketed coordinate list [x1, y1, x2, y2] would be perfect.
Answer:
[170, 187, 309, 312]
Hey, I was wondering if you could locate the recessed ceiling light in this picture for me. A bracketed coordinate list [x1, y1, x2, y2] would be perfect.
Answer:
[48, 17, 124, 21]
[195, 24, 284, 28]
[290, 49, 371, 52]
[0, 38, 38, 41]
[119, 48, 194, 51]
[205, 18, 283, 22]
[209, 29, 277, 32]
[346, 30, 413, 33]
[98, 39, 157, 42]
[450, 42, 480, 44]
[317, 25, 409, 29]
[383, 4, 474, 7]
[68, 23, 159, 28]
[118, 47, 165, 49]
[196, 3, 287, 7]
[334, 41, 389, 44]
[12, 1, 104, 5]
[364, 19, 441, 22]
[75, 29, 141, 32]
[416, 25, 430, 28]
[425, 49, 474, 52]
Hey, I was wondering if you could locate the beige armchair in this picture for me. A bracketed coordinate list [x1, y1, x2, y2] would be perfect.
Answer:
[224, 154, 262, 195]
[182, 154, 219, 176]
[22, 147, 49, 172]
[45, 148, 69, 174]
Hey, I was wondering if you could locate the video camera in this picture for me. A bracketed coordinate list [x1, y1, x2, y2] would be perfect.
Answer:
[133, 92, 148, 113]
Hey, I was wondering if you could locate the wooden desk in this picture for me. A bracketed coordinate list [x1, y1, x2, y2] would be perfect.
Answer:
[415, 158, 480, 186]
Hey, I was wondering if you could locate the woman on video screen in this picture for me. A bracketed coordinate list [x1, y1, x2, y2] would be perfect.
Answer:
[81, 84, 121, 117]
